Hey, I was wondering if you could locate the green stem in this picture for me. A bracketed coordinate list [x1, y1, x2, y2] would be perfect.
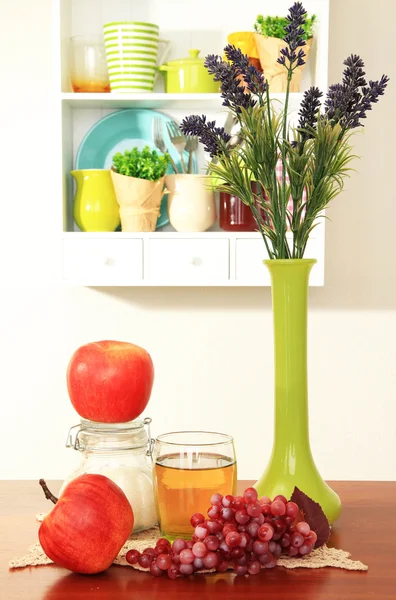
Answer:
[280, 69, 293, 259]
[250, 201, 274, 260]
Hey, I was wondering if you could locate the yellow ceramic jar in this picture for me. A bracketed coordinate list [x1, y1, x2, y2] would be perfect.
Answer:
[71, 169, 120, 232]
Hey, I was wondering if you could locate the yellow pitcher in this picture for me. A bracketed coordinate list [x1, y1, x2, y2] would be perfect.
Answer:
[71, 169, 120, 232]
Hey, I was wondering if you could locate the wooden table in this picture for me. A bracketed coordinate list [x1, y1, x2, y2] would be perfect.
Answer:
[1, 481, 395, 600]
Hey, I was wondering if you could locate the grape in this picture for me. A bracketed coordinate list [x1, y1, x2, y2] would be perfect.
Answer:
[226, 531, 242, 548]
[193, 557, 204, 570]
[232, 496, 245, 510]
[281, 533, 291, 547]
[243, 487, 258, 504]
[258, 523, 274, 542]
[179, 563, 194, 575]
[288, 546, 299, 557]
[247, 551, 258, 563]
[192, 542, 207, 558]
[180, 549, 194, 564]
[258, 551, 273, 565]
[221, 507, 234, 521]
[285, 501, 299, 519]
[246, 522, 260, 538]
[273, 494, 287, 504]
[299, 543, 313, 556]
[167, 564, 180, 579]
[150, 561, 164, 577]
[247, 501, 262, 518]
[253, 540, 269, 555]
[126, 549, 140, 565]
[156, 553, 171, 570]
[305, 530, 318, 546]
[285, 516, 294, 527]
[222, 494, 234, 507]
[259, 496, 272, 505]
[291, 533, 304, 548]
[206, 520, 222, 534]
[264, 558, 277, 568]
[296, 521, 311, 537]
[157, 538, 171, 549]
[172, 538, 186, 553]
[138, 553, 152, 569]
[210, 493, 223, 506]
[222, 523, 238, 536]
[250, 513, 265, 525]
[215, 532, 224, 541]
[217, 560, 230, 573]
[273, 543, 282, 557]
[273, 517, 286, 532]
[204, 535, 220, 551]
[261, 504, 272, 516]
[236, 555, 247, 566]
[239, 532, 249, 548]
[143, 547, 155, 559]
[202, 551, 219, 569]
[194, 524, 208, 540]
[219, 540, 231, 554]
[156, 545, 169, 555]
[185, 540, 194, 549]
[245, 538, 254, 552]
[235, 564, 248, 576]
[271, 500, 286, 516]
[207, 505, 221, 519]
[190, 512, 205, 527]
[235, 509, 250, 525]
[230, 547, 244, 559]
[248, 560, 261, 575]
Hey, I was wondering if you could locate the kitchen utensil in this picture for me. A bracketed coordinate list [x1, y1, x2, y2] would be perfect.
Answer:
[103, 22, 170, 92]
[70, 169, 120, 232]
[75, 109, 196, 229]
[185, 136, 199, 174]
[158, 49, 220, 93]
[153, 431, 236, 539]
[166, 174, 216, 232]
[152, 117, 180, 174]
[69, 35, 110, 93]
[166, 121, 187, 174]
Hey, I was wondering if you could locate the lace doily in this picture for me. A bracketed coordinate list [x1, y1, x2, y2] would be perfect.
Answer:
[9, 522, 368, 572]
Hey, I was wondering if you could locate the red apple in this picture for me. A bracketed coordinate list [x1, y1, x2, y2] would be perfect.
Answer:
[67, 340, 154, 423]
[39, 474, 134, 574]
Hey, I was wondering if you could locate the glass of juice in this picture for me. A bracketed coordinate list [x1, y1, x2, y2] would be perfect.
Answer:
[153, 431, 237, 539]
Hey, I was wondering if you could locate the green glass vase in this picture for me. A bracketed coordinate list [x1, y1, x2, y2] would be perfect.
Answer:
[255, 259, 341, 524]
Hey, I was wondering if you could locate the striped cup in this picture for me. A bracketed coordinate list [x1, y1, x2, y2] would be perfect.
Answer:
[103, 21, 170, 92]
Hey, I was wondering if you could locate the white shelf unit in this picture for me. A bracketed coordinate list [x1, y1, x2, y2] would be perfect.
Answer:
[55, 0, 329, 287]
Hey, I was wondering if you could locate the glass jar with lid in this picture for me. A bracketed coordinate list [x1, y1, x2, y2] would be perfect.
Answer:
[61, 417, 156, 533]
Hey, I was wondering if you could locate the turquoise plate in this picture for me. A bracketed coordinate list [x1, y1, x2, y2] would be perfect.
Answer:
[75, 108, 196, 229]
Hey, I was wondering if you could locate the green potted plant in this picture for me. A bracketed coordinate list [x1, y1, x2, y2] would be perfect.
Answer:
[180, 2, 388, 523]
[253, 12, 316, 91]
[110, 146, 170, 232]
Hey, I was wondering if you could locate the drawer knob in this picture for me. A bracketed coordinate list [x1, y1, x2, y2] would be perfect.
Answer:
[104, 257, 114, 267]
[190, 257, 202, 267]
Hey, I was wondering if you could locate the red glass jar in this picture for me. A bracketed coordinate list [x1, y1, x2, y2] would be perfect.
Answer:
[219, 192, 258, 231]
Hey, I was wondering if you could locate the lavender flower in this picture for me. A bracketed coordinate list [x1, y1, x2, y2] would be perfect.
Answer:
[325, 55, 389, 130]
[180, 115, 231, 158]
[278, 1, 307, 68]
[297, 86, 323, 141]
[223, 45, 266, 96]
[204, 51, 257, 113]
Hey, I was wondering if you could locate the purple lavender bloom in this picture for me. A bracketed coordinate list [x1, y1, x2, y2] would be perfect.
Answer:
[325, 55, 389, 130]
[277, 2, 307, 67]
[297, 86, 323, 141]
[180, 115, 231, 158]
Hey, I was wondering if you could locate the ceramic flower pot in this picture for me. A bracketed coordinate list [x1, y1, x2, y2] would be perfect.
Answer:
[110, 170, 165, 232]
[254, 34, 312, 92]
[166, 174, 216, 232]
[71, 169, 120, 232]
[255, 259, 342, 524]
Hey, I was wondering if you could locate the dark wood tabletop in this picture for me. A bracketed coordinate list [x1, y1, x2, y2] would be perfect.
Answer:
[1, 481, 395, 600]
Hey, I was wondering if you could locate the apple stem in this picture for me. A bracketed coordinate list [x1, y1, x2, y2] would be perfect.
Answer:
[39, 479, 58, 504]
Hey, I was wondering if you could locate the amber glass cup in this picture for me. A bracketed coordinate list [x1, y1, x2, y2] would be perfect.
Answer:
[153, 431, 237, 539]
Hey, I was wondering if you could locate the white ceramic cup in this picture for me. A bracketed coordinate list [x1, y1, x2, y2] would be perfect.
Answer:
[166, 174, 216, 232]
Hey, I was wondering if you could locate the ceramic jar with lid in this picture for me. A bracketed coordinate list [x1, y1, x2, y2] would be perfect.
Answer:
[61, 418, 156, 533]
[159, 49, 220, 93]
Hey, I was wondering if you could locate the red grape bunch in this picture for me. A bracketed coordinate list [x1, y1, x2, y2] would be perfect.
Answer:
[126, 487, 317, 578]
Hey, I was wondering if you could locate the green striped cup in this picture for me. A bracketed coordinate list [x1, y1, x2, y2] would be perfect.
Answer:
[103, 22, 170, 92]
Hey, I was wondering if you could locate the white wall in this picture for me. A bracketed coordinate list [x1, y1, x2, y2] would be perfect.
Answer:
[0, 0, 395, 481]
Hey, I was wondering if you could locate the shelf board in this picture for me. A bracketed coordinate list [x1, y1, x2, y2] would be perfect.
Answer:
[60, 92, 305, 110]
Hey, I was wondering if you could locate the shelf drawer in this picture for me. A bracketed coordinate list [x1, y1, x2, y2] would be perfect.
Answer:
[148, 239, 229, 283]
[63, 238, 143, 285]
[235, 238, 323, 285]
